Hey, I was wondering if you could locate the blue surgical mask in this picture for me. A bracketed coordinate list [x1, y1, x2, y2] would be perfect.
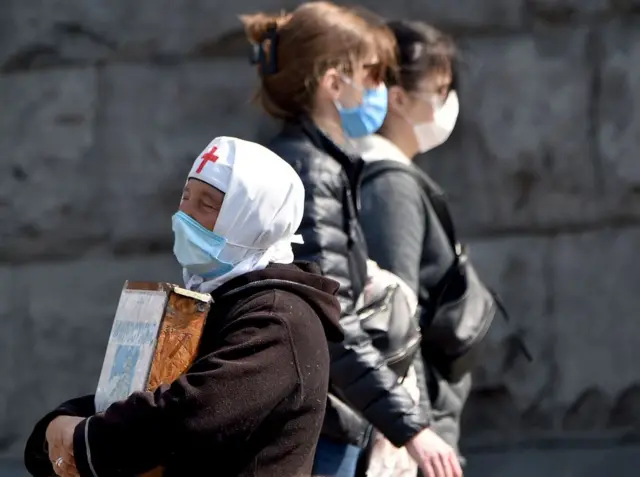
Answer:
[335, 81, 388, 138]
[172, 211, 234, 279]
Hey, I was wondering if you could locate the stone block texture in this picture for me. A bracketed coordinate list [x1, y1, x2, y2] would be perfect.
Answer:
[0, 256, 181, 457]
[1, 0, 640, 471]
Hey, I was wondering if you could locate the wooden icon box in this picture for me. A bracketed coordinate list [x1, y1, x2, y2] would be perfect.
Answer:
[95, 281, 212, 413]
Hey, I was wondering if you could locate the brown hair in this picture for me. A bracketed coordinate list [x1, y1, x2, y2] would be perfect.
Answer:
[241, 2, 396, 119]
[384, 21, 457, 93]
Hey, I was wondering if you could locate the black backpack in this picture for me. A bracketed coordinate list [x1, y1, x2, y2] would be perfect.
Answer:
[362, 160, 531, 383]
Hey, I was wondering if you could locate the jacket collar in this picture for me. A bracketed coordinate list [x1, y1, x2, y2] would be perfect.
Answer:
[281, 116, 365, 187]
[352, 134, 412, 165]
[282, 117, 361, 168]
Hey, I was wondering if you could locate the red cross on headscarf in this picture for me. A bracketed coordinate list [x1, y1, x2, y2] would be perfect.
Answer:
[195, 146, 219, 173]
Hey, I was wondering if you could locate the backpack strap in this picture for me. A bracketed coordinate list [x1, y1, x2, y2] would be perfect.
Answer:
[363, 161, 533, 363]
[362, 160, 461, 258]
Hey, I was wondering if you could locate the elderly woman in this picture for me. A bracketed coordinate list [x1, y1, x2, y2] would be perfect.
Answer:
[24, 136, 343, 477]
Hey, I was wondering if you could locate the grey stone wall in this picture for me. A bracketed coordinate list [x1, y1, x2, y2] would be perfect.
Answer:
[2, 0, 640, 475]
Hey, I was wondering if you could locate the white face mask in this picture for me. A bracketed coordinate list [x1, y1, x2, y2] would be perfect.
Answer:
[411, 91, 460, 153]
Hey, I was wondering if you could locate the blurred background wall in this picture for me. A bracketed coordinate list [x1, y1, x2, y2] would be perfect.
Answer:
[1, 1, 640, 476]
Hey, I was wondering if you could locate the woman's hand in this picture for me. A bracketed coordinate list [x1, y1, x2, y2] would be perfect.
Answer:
[405, 428, 463, 477]
[45, 416, 84, 477]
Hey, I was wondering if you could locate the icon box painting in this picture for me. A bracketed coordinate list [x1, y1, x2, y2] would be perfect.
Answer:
[95, 281, 212, 413]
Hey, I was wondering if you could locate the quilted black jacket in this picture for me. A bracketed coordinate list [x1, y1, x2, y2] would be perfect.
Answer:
[267, 117, 429, 448]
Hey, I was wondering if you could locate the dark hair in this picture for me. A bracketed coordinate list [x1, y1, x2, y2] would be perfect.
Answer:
[241, 2, 396, 120]
[384, 20, 457, 93]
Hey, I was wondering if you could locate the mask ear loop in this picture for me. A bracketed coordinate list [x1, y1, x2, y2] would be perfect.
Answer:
[392, 89, 425, 128]
[335, 74, 367, 114]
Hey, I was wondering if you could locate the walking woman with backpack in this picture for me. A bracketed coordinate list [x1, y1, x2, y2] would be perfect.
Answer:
[354, 21, 475, 470]
[242, 4, 462, 477]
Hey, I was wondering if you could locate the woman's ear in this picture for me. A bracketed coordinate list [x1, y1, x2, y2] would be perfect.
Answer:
[387, 85, 407, 113]
[318, 68, 342, 102]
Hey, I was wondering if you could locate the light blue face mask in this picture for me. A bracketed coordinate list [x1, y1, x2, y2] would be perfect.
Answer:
[335, 80, 389, 138]
[171, 211, 234, 279]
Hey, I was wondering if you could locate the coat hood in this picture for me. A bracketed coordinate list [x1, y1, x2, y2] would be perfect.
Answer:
[211, 261, 344, 342]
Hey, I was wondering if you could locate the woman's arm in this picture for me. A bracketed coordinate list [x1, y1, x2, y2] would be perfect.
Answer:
[292, 159, 428, 447]
[360, 167, 433, 420]
[67, 314, 300, 477]
[24, 396, 95, 477]
[360, 168, 426, 296]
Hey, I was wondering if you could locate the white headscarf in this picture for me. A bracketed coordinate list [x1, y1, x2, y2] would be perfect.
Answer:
[181, 136, 305, 293]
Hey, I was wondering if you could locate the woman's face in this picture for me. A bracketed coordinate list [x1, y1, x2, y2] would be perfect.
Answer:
[335, 56, 382, 108]
[399, 69, 453, 125]
[179, 179, 225, 231]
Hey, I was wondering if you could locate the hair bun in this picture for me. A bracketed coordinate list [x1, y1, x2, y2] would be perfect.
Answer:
[240, 12, 292, 44]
